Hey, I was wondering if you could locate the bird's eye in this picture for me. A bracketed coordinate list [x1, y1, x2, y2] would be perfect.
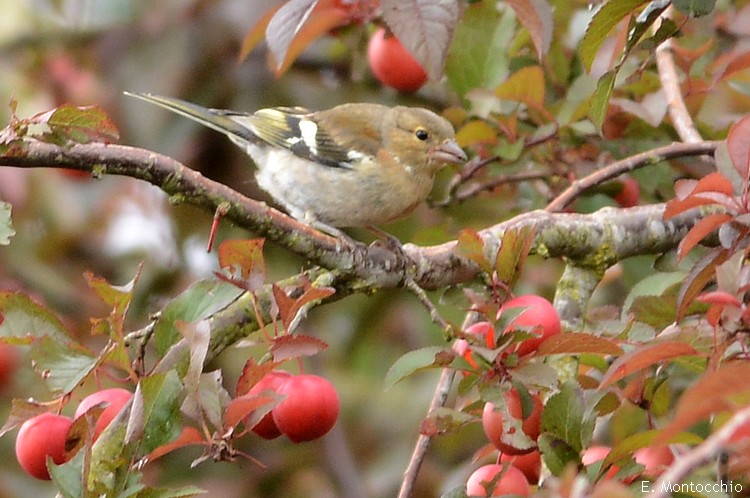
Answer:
[415, 128, 429, 141]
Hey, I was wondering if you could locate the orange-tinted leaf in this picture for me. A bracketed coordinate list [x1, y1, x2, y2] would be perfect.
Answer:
[727, 114, 750, 181]
[600, 342, 700, 389]
[271, 3, 350, 76]
[697, 290, 742, 307]
[148, 426, 205, 462]
[270, 333, 328, 362]
[693, 171, 735, 196]
[663, 195, 725, 220]
[657, 362, 750, 445]
[677, 213, 732, 260]
[677, 248, 731, 319]
[536, 332, 623, 356]
[217, 239, 266, 291]
[456, 228, 492, 273]
[238, 4, 282, 62]
[224, 392, 277, 428]
[495, 65, 545, 108]
[272, 278, 335, 331]
[719, 51, 750, 82]
[506, 0, 552, 58]
[46, 105, 120, 144]
[455, 120, 497, 148]
[495, 225, 535, 287]
[235, 358, 282, 396]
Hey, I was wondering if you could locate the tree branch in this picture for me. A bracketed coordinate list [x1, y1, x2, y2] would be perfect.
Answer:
[545, 141, 718, 212]
[650, 404, 750, 498]
[0, 140, 722, 358]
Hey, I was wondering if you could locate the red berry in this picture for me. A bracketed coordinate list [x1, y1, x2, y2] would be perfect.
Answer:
[75, 388, 132, 440]
[466, 464, 530, 497]
[247, 370, 291, 439]
[499, 295, 561, 357]
[634, 446, 673, 478]
[0, 342, 19, 389]
[500, 450, 542, 483]
[614, 177, 640, 208]
[15, 413, 73, 480]
[272, 374, 339, 443]
[482, 389, 543, 455]
[367, 28, 427, 93]
[582, 445, 634, 482]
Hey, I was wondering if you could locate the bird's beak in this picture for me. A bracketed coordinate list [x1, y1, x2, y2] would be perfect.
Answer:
[430, 139, 467, 164]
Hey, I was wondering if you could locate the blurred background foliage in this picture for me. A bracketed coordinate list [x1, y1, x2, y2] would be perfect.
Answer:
[0, 0, 746, 496]
[0, 2, 516, 496]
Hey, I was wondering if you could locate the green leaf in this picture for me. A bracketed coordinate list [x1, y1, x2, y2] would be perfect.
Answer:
[506, 0, 553, 58]
[589, 70, 616, 131]
[446, 1, 513, 97]
[135, 486, 207, 498]
[384, 346, 449, 390]
[50, 450, 84, 498]
[440, 485, 470, 498]
[0, 201, 14, 245]
[0, 291, 70, 342]
[540, 381, 594, 453]
[623, 272, 685, 314]
[672, 0, 716, 17]
[538, 433, 579, 475]
[495, 225, 535, 287]
[130, 371, 183, 455]
[455, 228, 492, 274]
[31, 335, 97, 394]
[46, 104, 120, 144]
[580, 0, 650, 70]
[154, 279, 243, 356]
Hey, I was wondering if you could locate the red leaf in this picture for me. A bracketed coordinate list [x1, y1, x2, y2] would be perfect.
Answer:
[727, 114, 750, 181]
[677, 248, 731, 319]
[235, 358, 282, 396]
[677, 213, 733, 260]
[456, 228, 492, 273]
[693, 171, 735, 196]
[657, 362, 750, 445]
[600, 342, 700, 389]
[224, 392, 278, 428]
[664, 195, 720, 220]
[147, 426, 205, 462]
[535, 332, 623, 356]
[217, 239, 266, 291]
[270, 334, 328, 362]
[697, 290, 742, 307]
[506, 0, 553, 58]
[272, 277, 335, 331]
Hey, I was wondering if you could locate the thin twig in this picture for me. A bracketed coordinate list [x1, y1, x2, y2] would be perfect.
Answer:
[397, 366, 457, 498]
[655, 11, 703, 144]
[650, 404, 750, 498]
[545, 141, 718, 212]
[451, 170, 552, 204]
[404, 279, 451, 332]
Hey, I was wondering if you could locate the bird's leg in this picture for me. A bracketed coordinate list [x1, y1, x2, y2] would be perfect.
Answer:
[301, 212, 369, 262]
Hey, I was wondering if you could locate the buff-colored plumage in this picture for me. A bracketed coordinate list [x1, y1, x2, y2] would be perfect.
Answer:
[127, 93, 467, 233]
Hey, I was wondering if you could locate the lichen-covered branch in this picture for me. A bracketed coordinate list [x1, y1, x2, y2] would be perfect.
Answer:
[0, 140, 721, 357]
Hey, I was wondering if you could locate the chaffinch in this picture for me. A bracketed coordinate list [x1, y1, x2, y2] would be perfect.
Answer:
[127, 93, 467, 235]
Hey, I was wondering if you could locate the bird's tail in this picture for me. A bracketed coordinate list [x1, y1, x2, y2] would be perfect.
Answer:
[124, 92, 257, 143]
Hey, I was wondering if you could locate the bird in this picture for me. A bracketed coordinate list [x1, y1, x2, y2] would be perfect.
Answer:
[126, 93, 467, 237]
